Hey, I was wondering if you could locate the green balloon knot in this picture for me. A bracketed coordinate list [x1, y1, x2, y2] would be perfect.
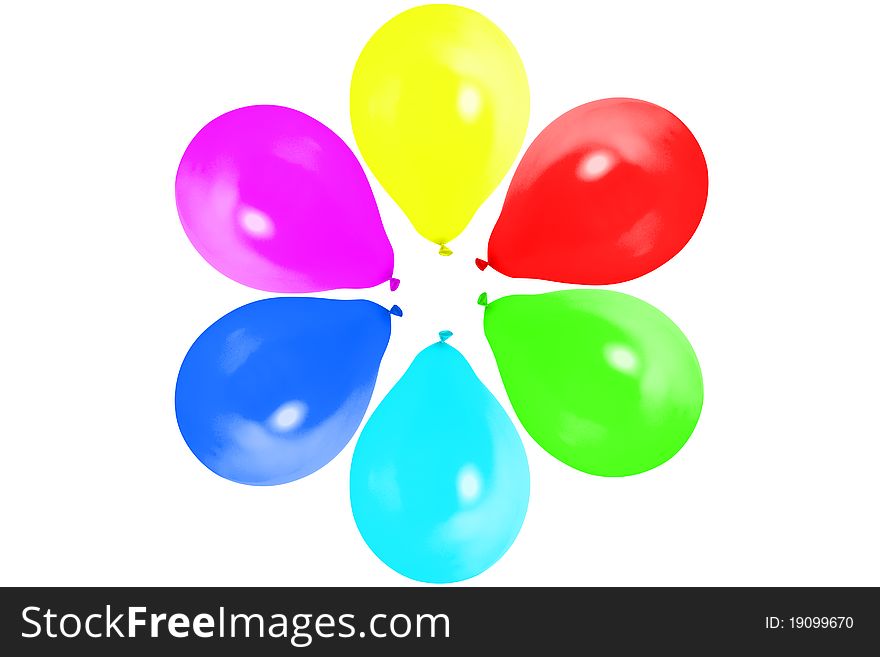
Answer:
[477, 292, 488, 306]
[438, 244, 453, 256]
[438, 330, 453, 343]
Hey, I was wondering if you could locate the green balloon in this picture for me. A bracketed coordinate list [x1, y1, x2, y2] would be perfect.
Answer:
[481, 289, 703, 476]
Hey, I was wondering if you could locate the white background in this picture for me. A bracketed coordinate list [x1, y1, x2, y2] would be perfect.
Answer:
[2, 0, 878, 586]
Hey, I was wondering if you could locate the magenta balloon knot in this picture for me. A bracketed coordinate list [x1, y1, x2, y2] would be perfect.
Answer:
[389, 277, 400, 291]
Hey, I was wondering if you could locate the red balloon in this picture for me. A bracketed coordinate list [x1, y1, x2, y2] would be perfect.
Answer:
[478, 98, 708, 284]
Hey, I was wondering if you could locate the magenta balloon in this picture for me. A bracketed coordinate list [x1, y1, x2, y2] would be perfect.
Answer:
[176, 105, 395, 292]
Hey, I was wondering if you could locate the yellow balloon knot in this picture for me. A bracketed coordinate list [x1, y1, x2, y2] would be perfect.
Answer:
[438, 244, 453, 256]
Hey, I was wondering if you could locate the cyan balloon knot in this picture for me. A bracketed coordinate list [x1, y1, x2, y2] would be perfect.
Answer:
[438, 244, 453, 256]
[389, 277, 400, 291]
[477, 292, 488, 306]
[438, 330, 453, 343]
[475, 258, 488, 271]
[390, 305, 403, 317]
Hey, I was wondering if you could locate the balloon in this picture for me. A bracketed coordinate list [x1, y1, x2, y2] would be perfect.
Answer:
[350, 331, 530, 583]
[477, 98, 708, 284]
[351, 5, 529, 255]
[481, 290, 702, 476]
[176, 105, 398, 293]
[175, 297, 401, 485]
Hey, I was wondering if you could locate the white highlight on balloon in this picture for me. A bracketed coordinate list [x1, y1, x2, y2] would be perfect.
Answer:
[211, 393, 367, 485]
[577, 151, 615, 181]
[604, 343, 639, 374]
[239, 207, 275, 238]
[457, 464, 482, 503]
[457, 85, 483, 122]
[269, 400, 308, 432]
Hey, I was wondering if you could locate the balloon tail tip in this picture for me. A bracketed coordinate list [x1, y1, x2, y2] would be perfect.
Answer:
[389, 277, 400, 291]
[475, 258, 488, 271]
[390, 305, 403, 317]
[438, 244, 453, 256]
[477, 292, 488, 306]
[438, 330, 453, 343]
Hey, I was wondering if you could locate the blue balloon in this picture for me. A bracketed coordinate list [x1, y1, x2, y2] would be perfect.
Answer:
[175, 297, 400, 485]
[350, 332, 530, 583]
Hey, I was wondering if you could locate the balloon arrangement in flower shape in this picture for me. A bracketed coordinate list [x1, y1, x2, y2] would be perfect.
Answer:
[173, 4, 707, 584]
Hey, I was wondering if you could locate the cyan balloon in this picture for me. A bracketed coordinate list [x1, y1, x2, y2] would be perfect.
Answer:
[350, 332, 530, 583]
[175, 297, 401, 485]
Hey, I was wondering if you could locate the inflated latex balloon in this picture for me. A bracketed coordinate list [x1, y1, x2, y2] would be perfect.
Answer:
[175, 297, 401, 485]
[176, 105, 398, 293]
[350, 332, 530, 583]
[481, 290, 702, 476]
[351, 5, 529, 256]
[477, 98, 708, 284]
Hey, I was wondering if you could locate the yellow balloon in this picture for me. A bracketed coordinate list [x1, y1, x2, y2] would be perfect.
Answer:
[351, 5, 529, 255]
